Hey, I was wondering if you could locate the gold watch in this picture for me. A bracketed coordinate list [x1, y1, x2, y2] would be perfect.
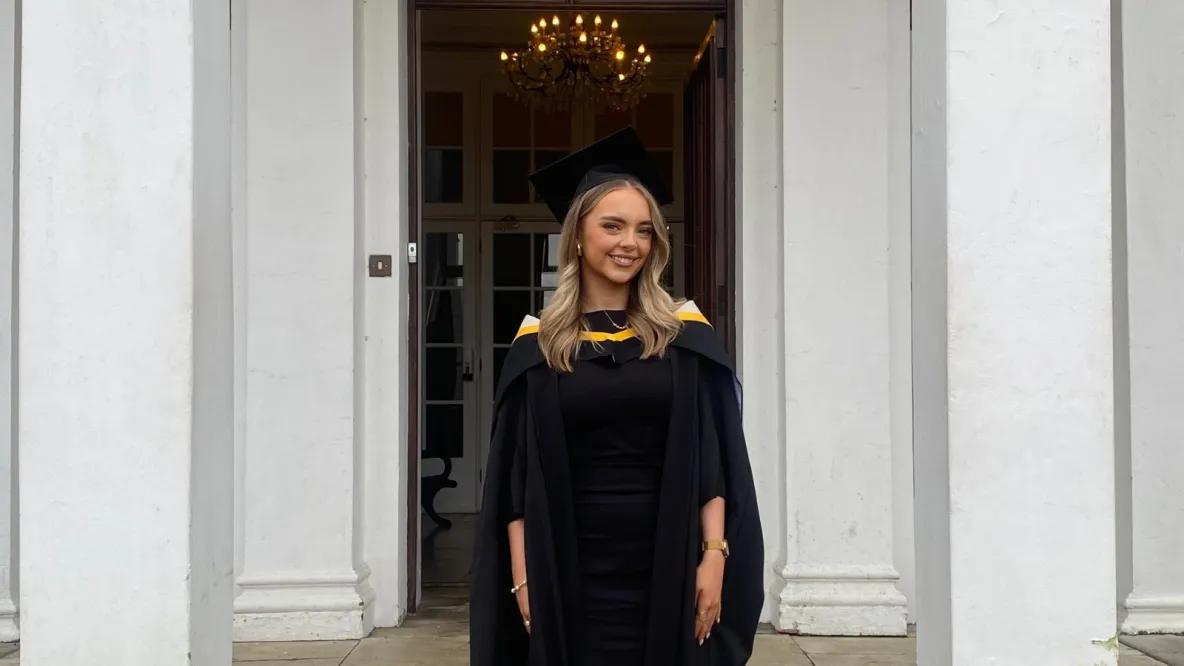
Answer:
[702, 539, 729, 558]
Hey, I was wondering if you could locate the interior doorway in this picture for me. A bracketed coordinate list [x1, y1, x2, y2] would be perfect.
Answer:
[408, 1, 734, 612]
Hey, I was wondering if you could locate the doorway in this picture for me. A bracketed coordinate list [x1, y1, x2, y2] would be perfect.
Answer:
[409, 1, 733, 612]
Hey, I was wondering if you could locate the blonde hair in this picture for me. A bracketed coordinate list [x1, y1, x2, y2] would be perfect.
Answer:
[538, 179, 684, 372]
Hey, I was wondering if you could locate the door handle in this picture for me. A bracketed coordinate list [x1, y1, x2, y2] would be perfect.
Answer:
[461, 348, 474, 382]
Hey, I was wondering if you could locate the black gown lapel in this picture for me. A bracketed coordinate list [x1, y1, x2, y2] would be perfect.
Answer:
[643, 349, 701, 665]
[524, 366, 584, 666]
[642, 348, 764, 666]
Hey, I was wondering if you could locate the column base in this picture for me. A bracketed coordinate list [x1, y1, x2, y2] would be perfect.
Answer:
[0, 598, 18, 642]
[233, 567, 375, 641]
[777, 564, 908, 636]
[1122, 594, 1184, 635]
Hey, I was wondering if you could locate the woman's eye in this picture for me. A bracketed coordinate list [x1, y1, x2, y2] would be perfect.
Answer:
[638, 228, 653, 236]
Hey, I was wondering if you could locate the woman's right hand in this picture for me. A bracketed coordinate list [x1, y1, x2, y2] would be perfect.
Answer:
[515, 586, 531, 633]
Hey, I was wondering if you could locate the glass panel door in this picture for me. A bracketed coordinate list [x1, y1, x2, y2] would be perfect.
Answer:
[423, 223, 479, 514]
[478, 221, 562, 486]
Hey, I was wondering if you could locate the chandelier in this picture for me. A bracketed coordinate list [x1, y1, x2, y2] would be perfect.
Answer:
[499, 14, 652, 112]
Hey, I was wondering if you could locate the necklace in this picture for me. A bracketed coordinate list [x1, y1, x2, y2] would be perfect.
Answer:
[603, 311, 628, 330]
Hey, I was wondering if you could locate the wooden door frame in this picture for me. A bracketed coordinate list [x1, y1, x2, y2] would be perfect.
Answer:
[405, 0, 736, 613]
[415, 1, 726, 10]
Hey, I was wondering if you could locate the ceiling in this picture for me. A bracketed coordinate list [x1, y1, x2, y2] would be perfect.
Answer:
[420, 9, 716, 51]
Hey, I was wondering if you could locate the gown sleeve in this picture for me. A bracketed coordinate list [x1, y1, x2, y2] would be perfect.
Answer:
[698, 372, 728, 506]
[498, 382, 529, 524]
[470, 377, 532, 666]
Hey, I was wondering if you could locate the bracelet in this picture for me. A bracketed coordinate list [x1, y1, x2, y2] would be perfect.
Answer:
[511, 579, 527, 595]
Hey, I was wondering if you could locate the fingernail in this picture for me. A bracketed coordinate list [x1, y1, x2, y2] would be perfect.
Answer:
[698, 638, 704, 646]
[706, 632, 711, 640]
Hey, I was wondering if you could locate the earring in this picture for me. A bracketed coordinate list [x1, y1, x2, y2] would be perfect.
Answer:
[577, 242, 583, 257]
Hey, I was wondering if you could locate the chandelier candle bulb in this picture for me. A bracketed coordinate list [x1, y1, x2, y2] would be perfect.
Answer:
[498, 12, 651, 112]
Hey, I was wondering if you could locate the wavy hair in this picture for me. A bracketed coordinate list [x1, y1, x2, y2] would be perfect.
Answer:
[537, 179, 684, 372]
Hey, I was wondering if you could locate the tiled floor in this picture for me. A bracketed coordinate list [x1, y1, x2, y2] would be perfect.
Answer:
[0, 514, 1178, 665]
[0, 589, 1177, 665]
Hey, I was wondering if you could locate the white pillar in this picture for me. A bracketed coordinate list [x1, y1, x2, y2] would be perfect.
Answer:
[0, 0, 17, 643]
[913, 1, 1117, 664]
[18, 0, 233, 664]
[235, 0, 371, 641]
[886, 0, 916, 622]
[777, 1, 907, 636]
[736, 0, 788, 625]
[1120, 0, 1184, 635]
[359, 0, 413, 628]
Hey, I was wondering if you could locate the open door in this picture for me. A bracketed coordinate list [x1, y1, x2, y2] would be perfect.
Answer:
[684, 16, 735, 357]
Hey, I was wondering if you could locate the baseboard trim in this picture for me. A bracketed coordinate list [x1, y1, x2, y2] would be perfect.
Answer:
[0, 598, 18, 642]
[233, 566, 375, 641]
[778, 563, 908, 636]
[1122, 594, 1184, 635]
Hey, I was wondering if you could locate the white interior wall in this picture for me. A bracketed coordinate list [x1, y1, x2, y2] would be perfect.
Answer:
[0, 0, 16, 642]
[1112, 0, 1133, 629]
[1120, 0, 1184, 635]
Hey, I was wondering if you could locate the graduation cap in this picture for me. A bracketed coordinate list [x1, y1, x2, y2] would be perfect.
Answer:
[529, 126, 675, 224]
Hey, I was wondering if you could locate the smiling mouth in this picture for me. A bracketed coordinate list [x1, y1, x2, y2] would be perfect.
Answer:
[609, 255, 637, 267]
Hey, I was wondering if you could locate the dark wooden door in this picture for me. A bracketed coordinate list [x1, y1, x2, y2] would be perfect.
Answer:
[683, 16, 734, 357]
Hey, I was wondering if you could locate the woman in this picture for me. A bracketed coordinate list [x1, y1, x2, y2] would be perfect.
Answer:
[470, 127, 763, 666]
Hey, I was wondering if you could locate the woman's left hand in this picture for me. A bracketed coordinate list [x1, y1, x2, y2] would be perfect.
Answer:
[695, 550, 725, 644]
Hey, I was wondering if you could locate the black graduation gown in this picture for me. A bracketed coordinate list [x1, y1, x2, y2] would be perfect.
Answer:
[470, 303, 764, 666]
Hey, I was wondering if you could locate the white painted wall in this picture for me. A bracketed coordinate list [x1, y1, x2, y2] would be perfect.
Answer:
[735, 0, 787, 626]
[235, 0, 373, 641]
[913, 1, 1117, 664]
[360, 0, 413, 628]
[778, 1, 906, 636]
[1120, 0, 1184, 635]
[18, 0, 233, 663]
[232, 0, 250, 592]
[886, 0, 916, 623]
[0, 0, 17, 643]
[738, 0, 908, 634]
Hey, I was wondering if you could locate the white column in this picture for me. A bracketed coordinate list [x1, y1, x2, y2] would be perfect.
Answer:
[1120, 0, 1184, 635]
[886, 0, 916, 622]
[913, 1, 1117, 664]
[360, 0, 413, 628]
[778, 1, 907, 636]
[236, 0, 371, 641]
[18, 0, 233, 664]
[736, 0, 787, 625]
[0, 0, 17, 643]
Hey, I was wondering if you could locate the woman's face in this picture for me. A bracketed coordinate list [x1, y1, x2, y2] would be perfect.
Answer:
[578, 186, 654, 286]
